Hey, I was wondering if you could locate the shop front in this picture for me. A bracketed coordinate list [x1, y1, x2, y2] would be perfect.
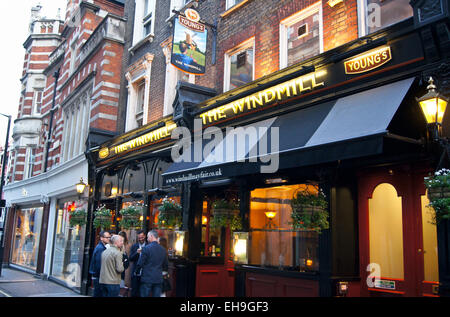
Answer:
[161, 22, 447, 297]
[3, 153, 89, 290]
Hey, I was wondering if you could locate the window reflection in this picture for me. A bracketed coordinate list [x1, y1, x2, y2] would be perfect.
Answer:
[11, 207, 43, 270]
[364, 0, 413, 34]
[249, 184, 320, 271]
[51, 200, 86, 289]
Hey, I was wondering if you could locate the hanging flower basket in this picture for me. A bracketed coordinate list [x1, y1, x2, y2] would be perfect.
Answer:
[119, 205, 143, 229]
[210, 199, 242, 231]
[424, 169, 450, 224]
[290, 187, 329, 234]
[69, 209, 87, 227]
[157, 198, 182, 229]
[93, 205, 113, 230]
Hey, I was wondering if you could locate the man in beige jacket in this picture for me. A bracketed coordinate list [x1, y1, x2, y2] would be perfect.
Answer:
[100, 234, 124, 297]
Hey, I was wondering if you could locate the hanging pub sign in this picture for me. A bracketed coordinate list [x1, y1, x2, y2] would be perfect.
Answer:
[171, 9, 208, 75]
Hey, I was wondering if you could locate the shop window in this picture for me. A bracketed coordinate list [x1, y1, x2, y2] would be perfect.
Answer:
[224, 38, 254, 92]
[122, 164, 146, 194]
[201, 200, 224, 257]
[421, 193, 439, 283]
[101, 173, 119, 199]
[151, 195, 183, 256]
[249, 184, 319, 271]
[368, 183, 404, 279]
[279, 2, 323, 69]
[11, 207, 43, 270]
[357, 0, 413, 36]
[50, 200, 86, 289]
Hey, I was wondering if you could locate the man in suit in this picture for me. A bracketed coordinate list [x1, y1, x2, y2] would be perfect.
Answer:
[129, 230, 147, 297]
[88, 230, 111, 297]
[100, 234, 125, 297]
[136, 230, 168, 297]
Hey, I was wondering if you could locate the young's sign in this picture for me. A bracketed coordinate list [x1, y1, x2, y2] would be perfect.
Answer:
[171, 9, 207, 75]
[344, 46, 392, 75]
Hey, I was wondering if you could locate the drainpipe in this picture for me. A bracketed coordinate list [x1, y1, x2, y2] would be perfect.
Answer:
[43, 68, 60, 173]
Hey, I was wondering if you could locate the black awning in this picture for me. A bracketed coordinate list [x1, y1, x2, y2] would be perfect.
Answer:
[163, 77, 415, 184]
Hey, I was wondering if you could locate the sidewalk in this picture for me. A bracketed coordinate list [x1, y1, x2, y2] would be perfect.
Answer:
[0, 267, 84, 297]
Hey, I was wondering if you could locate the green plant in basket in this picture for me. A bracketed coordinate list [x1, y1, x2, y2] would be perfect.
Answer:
[210, 199, 242, 231]
[157, 198, 182, 229]
[290, 187, 329, 233]
[93, 205, 113, 230]
[425, 168, 450, 224]
[119, 205, 143, 229]
[69, 209, 87, 227]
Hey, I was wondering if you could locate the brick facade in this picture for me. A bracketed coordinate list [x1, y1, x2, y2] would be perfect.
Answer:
[8, 0, 124, 182]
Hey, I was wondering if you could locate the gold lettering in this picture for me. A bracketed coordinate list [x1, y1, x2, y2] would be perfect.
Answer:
[250, 94, 264, 108]
[263, 89, 276, 104]
[275, 82, 291, 100]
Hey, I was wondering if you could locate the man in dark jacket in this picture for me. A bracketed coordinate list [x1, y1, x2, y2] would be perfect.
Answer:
[88, 230, 111, 297]
[129, 230, 147, 297]
[135, 230, 168, 297]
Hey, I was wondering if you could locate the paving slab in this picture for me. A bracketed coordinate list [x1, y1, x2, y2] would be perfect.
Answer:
[0, 267, 84, 297]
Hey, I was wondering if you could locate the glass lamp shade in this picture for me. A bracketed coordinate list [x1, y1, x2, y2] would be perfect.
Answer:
[76, 178, 87, 194]
[417, 77, 448, 125]
[232, 232, 248, 264]
[174, 231, 186, 257]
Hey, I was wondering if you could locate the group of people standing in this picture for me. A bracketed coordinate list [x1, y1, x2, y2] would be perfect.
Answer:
[88, 229, 169, 297]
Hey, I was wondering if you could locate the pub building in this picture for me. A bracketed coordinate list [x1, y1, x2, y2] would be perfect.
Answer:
[87, 4, 450, 297]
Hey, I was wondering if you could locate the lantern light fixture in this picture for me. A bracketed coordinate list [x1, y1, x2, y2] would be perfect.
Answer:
[76, 177, 87, 195]
[417, 77, 448, 140]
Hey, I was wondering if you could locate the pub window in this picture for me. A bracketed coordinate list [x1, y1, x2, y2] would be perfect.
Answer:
[224, 38, 254, 92]
[200, 200, 224, 258]
[249, 184, 320, 271]
[357, 0, 413, 36]
[151, 194, 183, 257]
[279, 1, 323, 69]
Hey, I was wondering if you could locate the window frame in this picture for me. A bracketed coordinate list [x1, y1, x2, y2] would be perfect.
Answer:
[32, 89, 43, 115]
[226, 0, 244, 10]
[133, 0, 157, 46]
[357, 0, 414, 37]
[279, 1, 323, 70]
[223, 37, 255, 92]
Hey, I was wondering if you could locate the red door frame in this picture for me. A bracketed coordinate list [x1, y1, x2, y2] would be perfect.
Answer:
[357, 164, 432, 297]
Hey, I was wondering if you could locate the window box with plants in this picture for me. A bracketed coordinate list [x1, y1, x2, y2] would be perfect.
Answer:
[425, 168, 450, 224]
[93, 205, 113, 230]
[119, 205, 143, 229]
[157, 197, 182, 229]
[290, 187, 329, 234]
[69, 209, 87, 227]
[210, 199, 242, 231]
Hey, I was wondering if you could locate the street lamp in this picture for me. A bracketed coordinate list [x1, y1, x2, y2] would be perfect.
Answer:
[417, 77, 449, 141]
[0, 112, 12, 277]
[76, 177, 87, 197]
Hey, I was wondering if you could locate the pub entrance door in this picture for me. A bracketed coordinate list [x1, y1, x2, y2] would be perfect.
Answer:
[358, 167, 440, 297]
[195, 196, 235, 297]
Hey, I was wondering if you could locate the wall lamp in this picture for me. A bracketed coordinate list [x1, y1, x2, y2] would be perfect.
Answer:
[76, 177, 87, 197]
[417, 77, 448, 141]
